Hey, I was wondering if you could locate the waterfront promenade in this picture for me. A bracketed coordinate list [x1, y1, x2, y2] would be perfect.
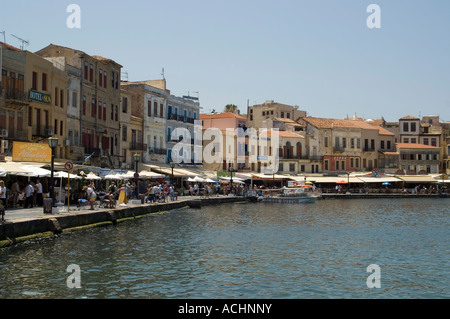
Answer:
[0, 195, 245, 247]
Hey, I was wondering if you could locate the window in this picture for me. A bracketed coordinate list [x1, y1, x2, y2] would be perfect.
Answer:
[103, 103, 107, 121]
[289, 163, 295, 172]
[431, 138, 437, 146]
[60, 121, 63, 136]
[103, 71, 107, 89]
[98, 101, 102, 119]
[355, 158, 359, 168]
[82, 96, 86, 115]
[17, 112, 23, 131]
[154, 102, 158, 117]
[89, 64, 93, 82]
[54, 119, 58, 135]
[60, 89, 64, 108]
[54, 87, 59, 106]
[262, 111, 265, 116]
[403, 122, 409, 132]
[32, 71, 38, 90]
[411, 138, 417, 144]
[122, 97, 128, 113]
[84, 62, 88, 80]
[371, 139, 375, 150]
[148, 101, 151, 117]
[72, 92, 77, 107]
[324, 160, 329, 171]
[281, 112, 284, 118]
[336, 161, 339, 170]
[115, 105, 118, 121]
[111, 72, 115, 88]
[122, 125, 127, 141]
[423, 138, 429, 145]
[381, 140, 385, 149]
[387, 141, 391, 150]
[404, 138, 409, 143]
[324, 136, 328, 147]
[351, 138, 355, 149]
[350, 158, 354, 168]
[160, 103, 164, 119]
[278, 163, 283, 172]
[342, 138, 347, 148]
[411, 122, 416, 132]
[287, 113, 290, 119]
[99, 69, 103, 87]
[341, 161, 345, 170]
[42, 73, 47, 91]
[357, 138, 361, 149]
[91, 99, 96, 117]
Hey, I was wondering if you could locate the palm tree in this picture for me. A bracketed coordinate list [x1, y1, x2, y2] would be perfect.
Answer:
[224, 104, 239, 114]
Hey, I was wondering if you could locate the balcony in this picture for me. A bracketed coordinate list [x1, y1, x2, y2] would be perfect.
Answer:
[1, 89, 28, 105]
[32, 126, 55, 138]
[333, 146, 345, 153]
[363, 147, 375, 152]
[130, 143, 147, 151]
[149, 147, 167, 155]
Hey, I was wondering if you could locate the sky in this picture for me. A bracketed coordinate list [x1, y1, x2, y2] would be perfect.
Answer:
[1, 0, 449, 122]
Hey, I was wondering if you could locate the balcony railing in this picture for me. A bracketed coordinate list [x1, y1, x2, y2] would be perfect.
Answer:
[129, 143, 147, 151]
[32, 126, 55, 138]
[149, 147, 167, 155]
[363, 147, 375, 152]
[1, 89, 27, 102]
[333, 146, 345, 153]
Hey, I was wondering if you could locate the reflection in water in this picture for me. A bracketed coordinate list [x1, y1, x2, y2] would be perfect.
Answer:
[0, 199, 448, 299]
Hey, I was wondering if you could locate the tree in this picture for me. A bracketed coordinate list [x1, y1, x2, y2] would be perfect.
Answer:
[224, 104, 240, 114]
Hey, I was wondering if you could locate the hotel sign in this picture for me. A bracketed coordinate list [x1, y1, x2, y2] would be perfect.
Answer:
[29, 90, 51, 104]
[12, 141, 52, 163]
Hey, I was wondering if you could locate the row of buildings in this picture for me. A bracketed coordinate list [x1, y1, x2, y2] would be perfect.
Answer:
[0, 42, 200, 170]
[201, 101, 449, 177]
[1, 41, 449, 177]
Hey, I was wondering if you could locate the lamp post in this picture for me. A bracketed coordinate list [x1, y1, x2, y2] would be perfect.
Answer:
[48, 137, 59, 207]
[170, 161, 175, 186]
[228, 167, 234, 195]
[134, 153, 140, 199]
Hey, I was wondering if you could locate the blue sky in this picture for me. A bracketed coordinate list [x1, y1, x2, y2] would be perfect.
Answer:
[1, 0, 449, 121]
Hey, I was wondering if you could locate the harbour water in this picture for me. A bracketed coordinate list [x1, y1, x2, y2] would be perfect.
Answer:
[0, 198, 448, 299]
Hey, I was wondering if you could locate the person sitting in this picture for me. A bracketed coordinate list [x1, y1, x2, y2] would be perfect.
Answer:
[105, 192, 116, 208]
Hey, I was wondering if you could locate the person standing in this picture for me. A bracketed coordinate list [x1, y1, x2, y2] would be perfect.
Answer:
[35, 179, 43, 206]
[24, 181, 34, 208]
[169, 184, 175, 201]
[86, 184, 96, 210]
[0, 180, 7, 210]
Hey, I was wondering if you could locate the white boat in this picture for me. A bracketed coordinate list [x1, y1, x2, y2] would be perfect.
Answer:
[258, 187, 319, 203]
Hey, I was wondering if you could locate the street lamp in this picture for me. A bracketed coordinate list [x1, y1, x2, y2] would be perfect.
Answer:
[170, 161, 175, 186]
[134, 153, 141, 199]
[228, 167, 234, 195]
[48, 137, 59, 207]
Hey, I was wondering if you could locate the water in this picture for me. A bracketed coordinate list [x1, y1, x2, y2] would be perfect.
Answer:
[0, 198, 448, 299]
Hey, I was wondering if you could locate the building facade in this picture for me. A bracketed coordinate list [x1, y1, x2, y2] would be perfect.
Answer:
[35, 44, 123, 167]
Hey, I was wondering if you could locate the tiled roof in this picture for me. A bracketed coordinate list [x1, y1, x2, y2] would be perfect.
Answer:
[396, 143, 439, 149]
[0, 41, 22, 52]
[303, 117, 378, 130]
[399, 115, 420, 120]
[259, 130, 304, 138]
[200, 112, 247, 120]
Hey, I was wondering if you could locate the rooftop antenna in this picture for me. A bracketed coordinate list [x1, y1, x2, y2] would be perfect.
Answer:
[121, 71, 129, 82]
[11, 34, 29, 50]
[0, 31, 5, 43]
[161, 67, 165, 80]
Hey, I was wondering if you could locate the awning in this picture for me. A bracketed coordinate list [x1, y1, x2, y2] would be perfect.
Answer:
[397, 176, 439, 183]
[356, 176, 401, 183]
[251, 173, 291, 180]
